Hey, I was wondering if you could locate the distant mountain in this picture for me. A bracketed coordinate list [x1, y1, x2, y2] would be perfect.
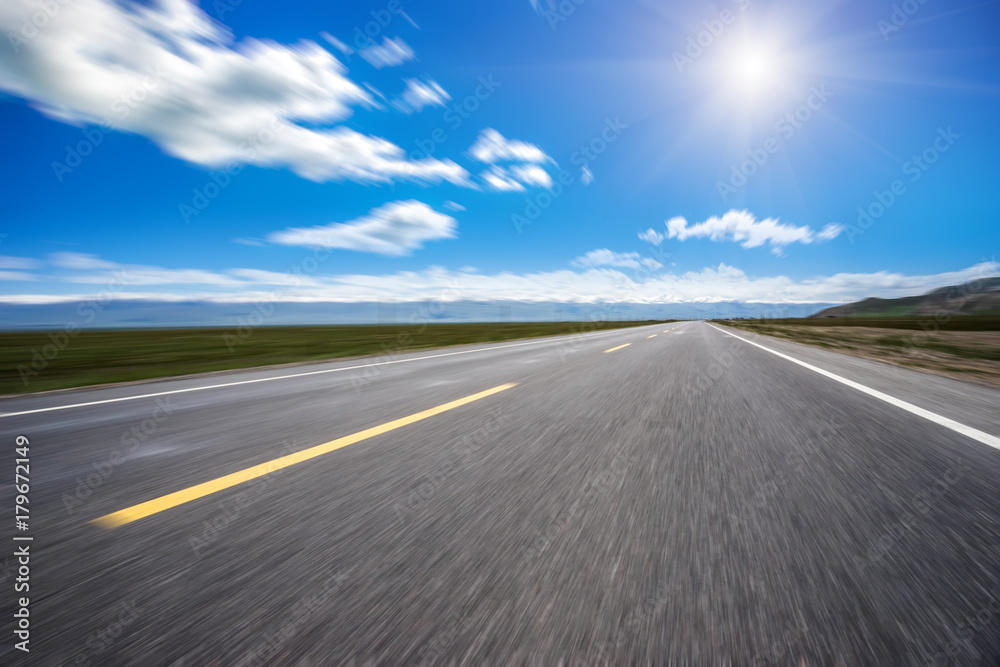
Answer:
[0, 300, 837, 330]
[811, 277, 1000, 318]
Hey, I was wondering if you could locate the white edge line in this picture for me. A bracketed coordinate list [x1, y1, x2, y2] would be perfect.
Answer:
[705, 322, 1000, 450]
[0, 325, 659, 418]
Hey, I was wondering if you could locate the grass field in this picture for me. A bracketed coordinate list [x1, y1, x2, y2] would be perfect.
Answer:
[0, 320, 672, 396]
[715, 317, 1000, 388]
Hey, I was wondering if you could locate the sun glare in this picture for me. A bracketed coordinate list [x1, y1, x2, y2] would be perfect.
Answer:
[727, 43, 787, 102]
[704, 35, 798, 114]
[736, 50, 773, 87]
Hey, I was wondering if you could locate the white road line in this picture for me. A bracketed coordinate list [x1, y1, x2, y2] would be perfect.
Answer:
[0, 325, 656, 418]
[706, 322, 1000, 450]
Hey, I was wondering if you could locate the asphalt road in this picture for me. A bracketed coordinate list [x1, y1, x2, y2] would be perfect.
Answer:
[2, 321, 998, 665]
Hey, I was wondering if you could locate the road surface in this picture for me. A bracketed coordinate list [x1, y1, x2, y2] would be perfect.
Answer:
[2, 321, 998, 665]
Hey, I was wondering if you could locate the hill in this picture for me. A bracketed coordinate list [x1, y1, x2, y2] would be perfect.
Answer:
[811, 277, 1000, 318]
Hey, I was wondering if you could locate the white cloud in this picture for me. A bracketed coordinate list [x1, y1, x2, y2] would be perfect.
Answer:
[664, 210, 843, 253]
[50, 252, 119, 270]
[320, 32, 353, 56]
[443, 201, 466, 211]
[5, 257, 997, 307]
[580, 165, 594, 186]
[467, 129, 554, 189]
[392, 78, 450, 114]
[481, 166, 526, 192]
[267, 200, 457, 256]
[511, 164, 553, 188]
[0, 0, 468, 186]
[480, 164, 554, 191]
[66, 266, 247, 287]
[363, 82, 388, 104]
[638, 228, 665, 245]
[572, 249, 662, 271]
[358, 36, 415, 68]
[469, 128, 553, 164]
[42, 254, 320, 288]
[227, 268, 321, 287]
[0, 271, 36, 281]
[817, 222, 845, 241]
[0, 256, 40, 270]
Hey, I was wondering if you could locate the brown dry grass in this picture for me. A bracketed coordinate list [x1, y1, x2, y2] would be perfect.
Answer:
[721, 322, 1000, 389]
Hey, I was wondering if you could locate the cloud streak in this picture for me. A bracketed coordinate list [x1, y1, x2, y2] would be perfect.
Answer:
[358, 36, 415, 68]
[0, 0, 468, 186]
[267, 201, 458, 256]
[662, 210, 843, 255]
[469, 128, 553, 164]
[7, 254, 995, 307]
[392, 78, 451, 114]
[572, 249, 662, 271]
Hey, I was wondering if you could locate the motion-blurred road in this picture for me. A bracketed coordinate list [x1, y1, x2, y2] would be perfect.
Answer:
[2, 321, 999, 665]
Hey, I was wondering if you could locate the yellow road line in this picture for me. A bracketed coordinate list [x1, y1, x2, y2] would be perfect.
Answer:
[90, 383, 517, 529]
[603, 343, 631, 353]
[647, 334, 657, 338]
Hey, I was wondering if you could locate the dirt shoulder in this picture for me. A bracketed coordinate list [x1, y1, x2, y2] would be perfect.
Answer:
[717, 321, 1000, 389]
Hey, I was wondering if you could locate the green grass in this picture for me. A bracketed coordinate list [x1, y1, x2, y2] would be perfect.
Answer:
[873, 336, 910, 347]
[0, 320, 672, 395]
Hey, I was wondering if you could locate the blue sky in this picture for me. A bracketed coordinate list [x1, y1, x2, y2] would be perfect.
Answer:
[0, 0, 997, 313]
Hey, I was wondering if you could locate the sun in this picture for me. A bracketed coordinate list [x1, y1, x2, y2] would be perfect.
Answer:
[735, 49, 775, 87]
[726, 43, 787, 101]
[701, 34, 798, 115]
